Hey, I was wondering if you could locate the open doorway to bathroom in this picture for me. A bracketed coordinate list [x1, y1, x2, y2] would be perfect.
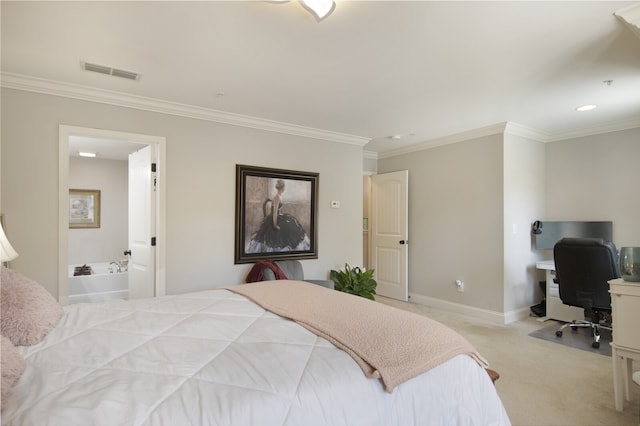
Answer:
[58, 125, 166, 305]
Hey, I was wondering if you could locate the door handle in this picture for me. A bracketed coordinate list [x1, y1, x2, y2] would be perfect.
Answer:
[399, 240, 408, 245]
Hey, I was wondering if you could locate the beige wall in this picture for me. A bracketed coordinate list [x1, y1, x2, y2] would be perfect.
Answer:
[379, 134, 505, 314]
[363, 155, 377, 175]
[3, 86, 637, 317]
[503, 133, 546, 315]
[1, 88, 364, 298]
[378, 125, 638, 322]
[545, 127, 640, 248]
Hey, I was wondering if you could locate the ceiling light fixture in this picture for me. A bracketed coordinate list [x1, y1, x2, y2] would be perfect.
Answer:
[269, 0, 335, 21]
[300, 0, 336, 21]
[576, 104, 597, 112]
[79, 151, 97, 158]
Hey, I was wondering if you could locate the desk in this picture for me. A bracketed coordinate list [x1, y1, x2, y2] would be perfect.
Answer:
[609, 278, 640, 412]
[535, 260, 584, 322]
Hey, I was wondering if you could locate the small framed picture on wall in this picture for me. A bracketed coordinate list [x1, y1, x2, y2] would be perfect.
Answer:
[69, 189, 101, 229]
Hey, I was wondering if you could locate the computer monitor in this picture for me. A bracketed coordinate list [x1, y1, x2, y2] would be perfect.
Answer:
[533, 221, 613, 250]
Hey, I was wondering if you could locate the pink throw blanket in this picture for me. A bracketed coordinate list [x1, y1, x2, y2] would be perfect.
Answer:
[226, 280, 488, 392]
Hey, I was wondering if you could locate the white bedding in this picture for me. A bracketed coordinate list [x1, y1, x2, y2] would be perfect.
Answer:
[2, 289, 511, 425]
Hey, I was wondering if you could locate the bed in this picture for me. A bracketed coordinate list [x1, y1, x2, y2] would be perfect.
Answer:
[1, 268, 511, 425]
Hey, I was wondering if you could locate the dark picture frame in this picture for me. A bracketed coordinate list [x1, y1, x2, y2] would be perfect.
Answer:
[235, 164, 319, 264]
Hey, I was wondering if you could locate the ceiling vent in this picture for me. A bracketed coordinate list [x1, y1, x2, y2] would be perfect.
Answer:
[81, 61, 141, 81]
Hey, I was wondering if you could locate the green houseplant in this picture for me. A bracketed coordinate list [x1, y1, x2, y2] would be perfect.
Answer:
[330, 263, 377, 300]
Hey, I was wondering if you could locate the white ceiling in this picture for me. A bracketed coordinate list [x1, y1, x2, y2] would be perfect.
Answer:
[68, 136, 147, 161]
[2, 1, 640, 156]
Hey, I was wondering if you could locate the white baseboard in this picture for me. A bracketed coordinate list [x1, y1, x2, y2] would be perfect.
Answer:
[504, 306, 533, 324]
[408, 293, 531, 325]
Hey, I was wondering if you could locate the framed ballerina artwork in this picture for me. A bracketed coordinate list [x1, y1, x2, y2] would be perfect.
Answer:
[235, 164, 319, 264]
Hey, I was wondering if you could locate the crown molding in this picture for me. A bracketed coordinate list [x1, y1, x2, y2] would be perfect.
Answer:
[377, 117, 640, 159]
[363, 150, 378, 160]
[378, 122, 510, 159]
[0, 72, 371, 147]
[545, 117, 640, 143]
[615, 3, 640, 40]
[503, 122, 550, 141]
[4, 72, 637, 154]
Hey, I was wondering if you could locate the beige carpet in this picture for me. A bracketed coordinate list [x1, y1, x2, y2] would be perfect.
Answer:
[377, 296, 639, 426]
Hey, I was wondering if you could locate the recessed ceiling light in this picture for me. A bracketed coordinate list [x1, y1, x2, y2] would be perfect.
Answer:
[576, 104, 597, 112]
[79, 151, 97, 158]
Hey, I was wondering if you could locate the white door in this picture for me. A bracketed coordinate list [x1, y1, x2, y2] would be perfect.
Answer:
[371, 170, 409, 301]
[128, 145, 156, 299]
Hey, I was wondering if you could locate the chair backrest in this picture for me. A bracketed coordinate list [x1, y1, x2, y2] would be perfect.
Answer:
[553, 237, 620, 311]
[262, 260, 304, 280]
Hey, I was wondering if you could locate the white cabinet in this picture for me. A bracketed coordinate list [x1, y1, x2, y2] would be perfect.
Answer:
[536, 260, 584, 322]
[609, 278, 640, 412]
[610, 279, 640, 349]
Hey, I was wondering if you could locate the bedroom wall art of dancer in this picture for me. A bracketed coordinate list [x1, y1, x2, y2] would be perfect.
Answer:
[245, 179, 310, 253]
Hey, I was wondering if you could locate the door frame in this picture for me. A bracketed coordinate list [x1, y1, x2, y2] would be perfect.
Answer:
[58, 125, 166, 304]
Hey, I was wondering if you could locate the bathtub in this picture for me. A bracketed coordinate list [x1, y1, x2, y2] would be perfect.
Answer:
[68, 262, 129, 304]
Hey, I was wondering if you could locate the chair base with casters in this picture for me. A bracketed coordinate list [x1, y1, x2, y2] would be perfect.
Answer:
[555, 317, 612, 349]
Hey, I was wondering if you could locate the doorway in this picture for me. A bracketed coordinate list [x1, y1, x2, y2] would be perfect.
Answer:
[58, 125, 166, 305]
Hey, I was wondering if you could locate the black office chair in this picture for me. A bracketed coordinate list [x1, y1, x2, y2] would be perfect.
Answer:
[553, 237, 620, 348]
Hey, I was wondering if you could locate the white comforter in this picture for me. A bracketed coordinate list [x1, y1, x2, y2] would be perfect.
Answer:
[2, 289, 510, 425]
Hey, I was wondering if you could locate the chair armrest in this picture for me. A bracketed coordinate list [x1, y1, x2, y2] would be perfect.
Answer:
[304, 279, 335, 290]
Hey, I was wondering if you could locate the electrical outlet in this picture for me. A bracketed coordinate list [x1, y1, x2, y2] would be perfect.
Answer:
[455, 279, 464, 292]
